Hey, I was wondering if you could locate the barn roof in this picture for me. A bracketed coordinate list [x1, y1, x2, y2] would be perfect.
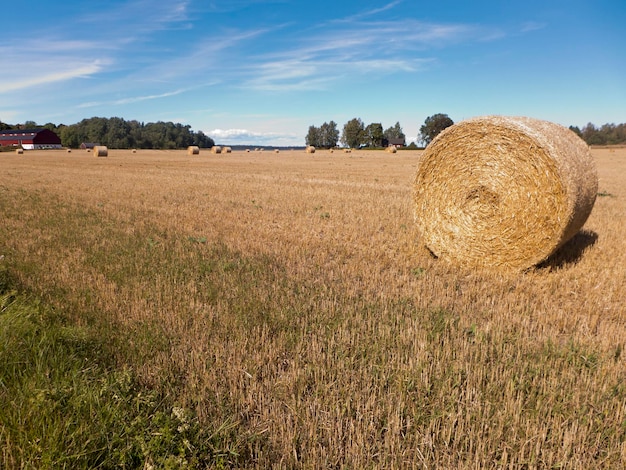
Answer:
[0, 128, 43, 135]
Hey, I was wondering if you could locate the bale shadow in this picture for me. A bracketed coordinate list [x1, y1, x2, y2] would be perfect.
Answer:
[537, 229, 598, 270]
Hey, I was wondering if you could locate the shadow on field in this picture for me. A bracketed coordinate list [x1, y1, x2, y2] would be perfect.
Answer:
[538, 229, 598, 270]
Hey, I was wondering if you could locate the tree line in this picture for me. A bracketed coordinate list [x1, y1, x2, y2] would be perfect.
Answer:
[307, 114, 626, 148]
[305, 114, 457, 149]
[306, 119, 409, 149]
[0, 117, 215, 149]
[569, 122, 626, 146]
[2, 116, 625, 149]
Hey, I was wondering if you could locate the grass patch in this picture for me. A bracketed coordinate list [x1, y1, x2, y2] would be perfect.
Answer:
[0, 288, 249, 468]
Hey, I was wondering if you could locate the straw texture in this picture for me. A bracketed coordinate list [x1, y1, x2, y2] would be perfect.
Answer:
[93, 146, 108, 157]
[413, 116, 598, 271]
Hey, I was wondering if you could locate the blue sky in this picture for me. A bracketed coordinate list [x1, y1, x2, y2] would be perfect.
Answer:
[1, 0, 624, 146]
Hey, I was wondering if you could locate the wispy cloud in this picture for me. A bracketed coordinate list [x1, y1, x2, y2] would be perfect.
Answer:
[338, 0, 404, 22]
[0, 61, 105, 93]
[76, 88, 191, 108]
[240, 16, 486, 91]
[520, 21, 547, 33]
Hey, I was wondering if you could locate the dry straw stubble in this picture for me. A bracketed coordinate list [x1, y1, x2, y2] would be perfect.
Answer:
[413, 115, 598, 271]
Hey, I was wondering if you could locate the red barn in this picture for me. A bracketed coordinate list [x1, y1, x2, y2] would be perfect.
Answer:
[0, 128, 62, 150]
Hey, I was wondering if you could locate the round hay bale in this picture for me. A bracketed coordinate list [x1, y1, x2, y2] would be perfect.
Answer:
[274, 149, 280, 153]
[413, 115, 598, 271]
[246, 149, 251, 153]
[343, 148, 351, 153]
[223, 146, 232, 153]
[386, 145, 397, 153]
[187, 145, 200, 155]
[211, 146, 222, 154]
[132, 149, 137, 153]
[66, 148, 72, 153]
[15, 148, 24, 154]
[93, 146, 108, 157]
[306, 146, 316, 154]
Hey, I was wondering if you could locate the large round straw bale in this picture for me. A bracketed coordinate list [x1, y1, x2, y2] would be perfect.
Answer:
[15, 148, 24, 154]
[211, 146, 222, 154]
[187, 145, 200, 155]
[93, 146, 108, 157]
[306, 146, 316, 154]
[413, 116, 597, 271]
[223, 146, 232, 153]
[386, 145, 397, 153]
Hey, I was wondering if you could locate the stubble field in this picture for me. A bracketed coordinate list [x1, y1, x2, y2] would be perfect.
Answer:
[1, 147, 625, 468]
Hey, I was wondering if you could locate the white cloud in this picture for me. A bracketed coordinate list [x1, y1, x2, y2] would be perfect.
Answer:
[208, 128, 298, 145]
[520, 21, 547, 33]
[0, 61, 104, 93]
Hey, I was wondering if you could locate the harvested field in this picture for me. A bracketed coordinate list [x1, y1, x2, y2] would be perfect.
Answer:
[0, 147, 625, 468]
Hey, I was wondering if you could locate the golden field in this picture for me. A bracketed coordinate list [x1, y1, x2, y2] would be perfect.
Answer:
[1, 146, 625, 468]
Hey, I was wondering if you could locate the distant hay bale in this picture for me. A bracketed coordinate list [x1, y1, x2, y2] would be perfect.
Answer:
[343, 148, 351, 153]
[413, 115, 598, 271]
[329, 149, 334, 153]
[386, 145, 397, 153]
[223, 146, 232, 153]
[211, 146, 222, 154]
[132, 149, 137, 153]
[274, 149, 280, 153]
[246, 149, 251, 153]
[15, 148, 23, 154]
[306, 146, 316, 154]
[187, 145, 200, 155]
[66, 148, 72, 153]
[93, 146, 108, 157]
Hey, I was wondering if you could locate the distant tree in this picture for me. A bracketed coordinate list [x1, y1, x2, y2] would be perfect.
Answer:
[383, 121, 406, 146]
[320, 121, 339, 148]
[306, 125, 322, 148]
[581, 123, 603, 146]
[341, 118, 365, 148]
[569, 125, 582, 138]
[364, 122, 384, 147]
[419, 113, 454, 146]
[54, 117, 213, 149]
[23, 120, 38, 129]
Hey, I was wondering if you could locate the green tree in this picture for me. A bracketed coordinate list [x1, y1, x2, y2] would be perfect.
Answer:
[341, 118, 364, 148]
[364, 123, 384, 147]
[383, 121, 405, 146]
[419, 113, 454, 146]
[320, 121, 339, 148]
[306, 125, 321, 148]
